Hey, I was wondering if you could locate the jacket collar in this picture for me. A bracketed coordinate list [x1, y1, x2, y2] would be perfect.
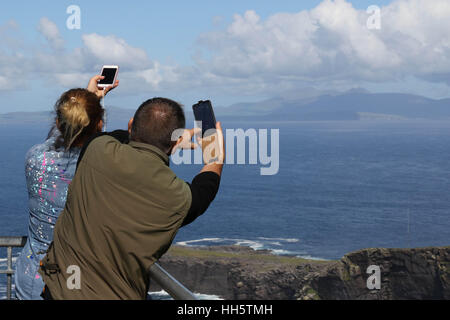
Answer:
[128, 140, 170, 166]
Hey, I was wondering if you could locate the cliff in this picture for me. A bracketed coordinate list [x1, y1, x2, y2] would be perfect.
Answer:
[149, 245, 450, 300]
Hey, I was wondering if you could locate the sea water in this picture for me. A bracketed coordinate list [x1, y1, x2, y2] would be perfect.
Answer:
[1, 120, 450, 299]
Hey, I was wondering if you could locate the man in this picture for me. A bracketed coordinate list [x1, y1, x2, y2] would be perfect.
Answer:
[39, 97, 224, 300]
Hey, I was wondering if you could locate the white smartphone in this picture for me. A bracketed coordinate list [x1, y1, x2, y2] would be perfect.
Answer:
[98, 65, 119, 88]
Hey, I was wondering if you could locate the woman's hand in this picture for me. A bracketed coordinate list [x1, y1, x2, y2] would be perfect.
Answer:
[87, 75, 119, 99]
[171, 128, 202, 155]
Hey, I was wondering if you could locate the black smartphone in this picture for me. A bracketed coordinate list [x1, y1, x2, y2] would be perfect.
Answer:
[193, 100, 217, 137]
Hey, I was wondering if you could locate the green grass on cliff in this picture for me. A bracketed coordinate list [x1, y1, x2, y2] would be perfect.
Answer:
[167, 246, 331, 266]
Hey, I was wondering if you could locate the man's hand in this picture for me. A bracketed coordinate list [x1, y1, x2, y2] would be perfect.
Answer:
[199, 122, 225, 176]
[87, 75, 119, 99]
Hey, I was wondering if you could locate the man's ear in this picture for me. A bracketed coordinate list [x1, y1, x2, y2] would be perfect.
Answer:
[167, 140, 179, 156]
[128, 118, 134, 135]
[97, 120, 104, 132]
[176, 136, 183, 146]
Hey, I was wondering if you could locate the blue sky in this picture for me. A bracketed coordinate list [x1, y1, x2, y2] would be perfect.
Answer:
[0, 0, 449, 112]
[0, 0, 394, 66]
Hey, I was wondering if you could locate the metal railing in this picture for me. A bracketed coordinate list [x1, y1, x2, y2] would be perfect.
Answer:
[0, 236, 27, 300]
[148, 262, 196, 300]
[0, 236, 197, 300]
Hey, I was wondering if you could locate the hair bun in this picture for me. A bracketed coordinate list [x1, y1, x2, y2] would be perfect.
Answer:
[54, 89, 103, 150]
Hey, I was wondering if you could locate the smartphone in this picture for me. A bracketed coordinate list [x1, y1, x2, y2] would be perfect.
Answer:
[193, 100, 217, 137]
[98, 65, 119, 88]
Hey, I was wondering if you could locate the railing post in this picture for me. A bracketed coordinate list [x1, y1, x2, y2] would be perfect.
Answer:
[6, 246, 12, 300]
[0, 237, 27, 300]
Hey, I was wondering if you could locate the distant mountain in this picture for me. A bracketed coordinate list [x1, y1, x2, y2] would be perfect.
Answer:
[1, 90, 450, 124]
[0, 107, 136, 128]
[0, 110, 53, 125]
[216, 91, 450, 121]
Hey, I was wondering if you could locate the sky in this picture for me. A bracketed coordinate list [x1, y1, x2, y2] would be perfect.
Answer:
[0, 0, 450, 113]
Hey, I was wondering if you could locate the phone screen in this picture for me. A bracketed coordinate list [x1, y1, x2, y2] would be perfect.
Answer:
[98, 68, 118, 85]
[193, 100, 217, 137]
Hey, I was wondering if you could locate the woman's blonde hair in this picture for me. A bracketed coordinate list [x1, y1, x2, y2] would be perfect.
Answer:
[52, 89, 104, 150]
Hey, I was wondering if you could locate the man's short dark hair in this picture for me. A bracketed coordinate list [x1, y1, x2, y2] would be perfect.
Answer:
[131, 98, 186, 152]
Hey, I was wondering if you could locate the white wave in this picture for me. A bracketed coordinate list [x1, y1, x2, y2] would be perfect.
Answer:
[271, 249, 300, 255]
[148, 290, 223, 300]
[176, 238, 223, 246]
[257, 237, 300, 243]
[176, 237, 300, 250]
[234, 240, 265, 251]
[175, 237, 329, 260]
[295, 255, 330, 261]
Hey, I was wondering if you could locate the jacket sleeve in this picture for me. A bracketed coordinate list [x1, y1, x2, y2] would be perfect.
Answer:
[76, 130, 129, 170]
[181, 172, 221, 227]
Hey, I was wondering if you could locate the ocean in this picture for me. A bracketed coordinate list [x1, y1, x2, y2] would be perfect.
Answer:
[1, 119, 450, 299]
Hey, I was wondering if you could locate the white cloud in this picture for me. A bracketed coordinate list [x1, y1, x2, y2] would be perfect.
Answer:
[0, 20, 29, 91]
[81, 34, 151, 70]
[52, 72, 91, 88]
[194, 0, 450, 91]
[2, 0, 450, 99]
[31, 23, 162, 91]
[37, 17, 64, 51]
[0, 75, 10, 90]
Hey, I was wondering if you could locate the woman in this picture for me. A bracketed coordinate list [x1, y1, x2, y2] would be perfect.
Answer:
[14, 76, 118, 300]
